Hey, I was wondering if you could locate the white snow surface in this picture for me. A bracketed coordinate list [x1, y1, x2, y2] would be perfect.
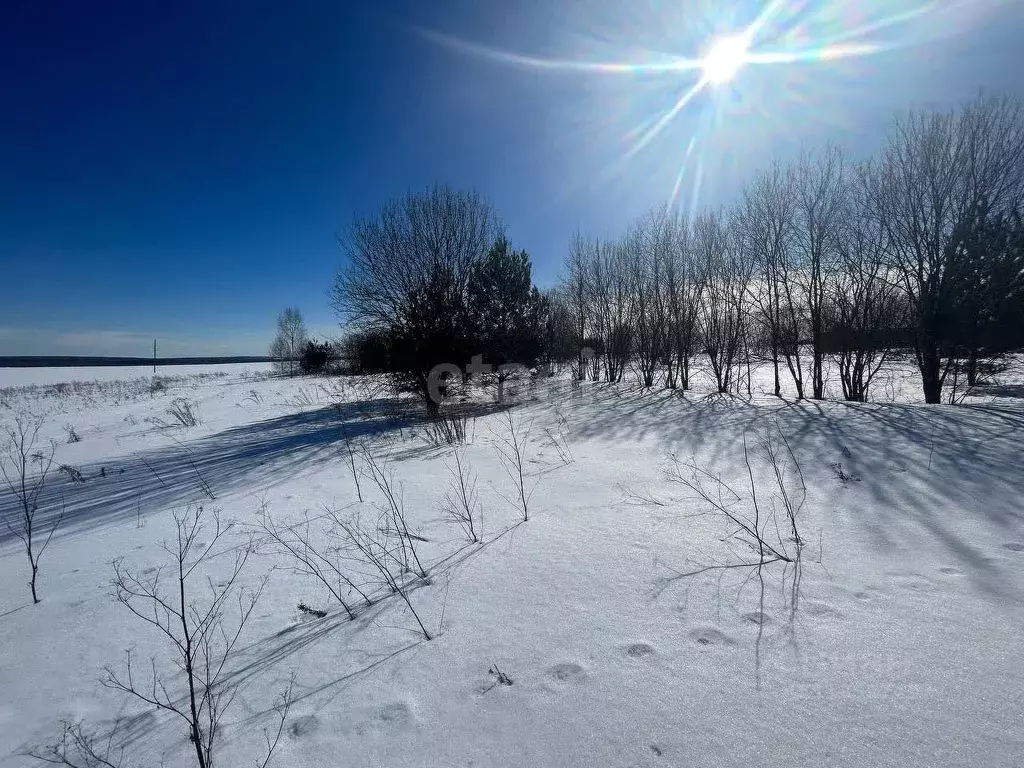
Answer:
[1, 363, 1023, 767]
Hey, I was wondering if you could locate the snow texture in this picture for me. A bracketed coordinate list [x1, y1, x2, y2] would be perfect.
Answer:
[1, 361, 1023, 767]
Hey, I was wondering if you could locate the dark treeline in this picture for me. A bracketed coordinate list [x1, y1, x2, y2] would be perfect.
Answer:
[0, 356, 274, 369]
[557, 93, 1024, 404]
[333, 93, 1024, 407]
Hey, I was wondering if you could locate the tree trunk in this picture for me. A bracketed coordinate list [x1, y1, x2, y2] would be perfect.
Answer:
[966, 348, 979, 388]
[812, 347, 825, 400]
[919, 345, 944, 404]
[772, 338, 781, 397]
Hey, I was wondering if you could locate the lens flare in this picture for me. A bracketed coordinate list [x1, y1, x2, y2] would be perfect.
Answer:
[421, 0, 999, 209]
[702, 35, 750, 85]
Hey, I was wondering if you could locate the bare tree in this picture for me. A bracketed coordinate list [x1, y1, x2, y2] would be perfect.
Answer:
[331, 185, 501, 412]
[791, 144, 847, 399]
[626, 209, 672, 388]
[735, 162, 797, 397]
[563, 232, 596, 380]
[585, 238, 634, 383]
[269, 308, 308, 377]
[103, 506, 266, 768]
[663, 218, 699, 390]
[869, 94, 1024, 402]
[694, 211, 753, 394]
[830, 165, 905, 401]
[333, 185, 500, 329]
[1, 416, 61, 604]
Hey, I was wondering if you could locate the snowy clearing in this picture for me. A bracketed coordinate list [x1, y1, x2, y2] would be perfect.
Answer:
[1, 363, 1023, 767]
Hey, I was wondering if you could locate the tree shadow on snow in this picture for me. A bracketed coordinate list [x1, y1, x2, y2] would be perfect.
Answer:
[567, 386, 1024, 604]
[0, 397, 503, 545]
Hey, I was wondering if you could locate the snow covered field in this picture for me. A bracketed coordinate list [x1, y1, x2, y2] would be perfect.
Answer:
[1, 362, 1023, 767]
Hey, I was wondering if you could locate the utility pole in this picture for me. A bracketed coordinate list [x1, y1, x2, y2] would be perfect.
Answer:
[153, 339, 157, 373]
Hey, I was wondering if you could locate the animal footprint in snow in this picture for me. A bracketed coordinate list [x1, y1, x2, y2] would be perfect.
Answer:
[803, 601, 845, 618]
[741, 611, 772, 626]
[624, 642, 656, 658]
[288, 714, 320, 738]
[355, 701, 415, 734]
[688, 627, 737, 647]
[374, 702, 413, 725]
[547, 662, 587, 684]
[853, 586, 886, 601]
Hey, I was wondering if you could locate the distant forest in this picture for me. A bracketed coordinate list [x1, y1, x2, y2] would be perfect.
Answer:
[0, 356, 275, 368]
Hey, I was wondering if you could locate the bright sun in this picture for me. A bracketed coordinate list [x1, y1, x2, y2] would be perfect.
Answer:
[702, 34, 749, 85]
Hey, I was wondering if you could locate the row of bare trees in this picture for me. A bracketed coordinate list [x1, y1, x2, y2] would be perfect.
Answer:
[557, 93, 1024, 403]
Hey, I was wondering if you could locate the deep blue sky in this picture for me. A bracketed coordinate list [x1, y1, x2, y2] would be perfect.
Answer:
[2, 1, 1022, 355]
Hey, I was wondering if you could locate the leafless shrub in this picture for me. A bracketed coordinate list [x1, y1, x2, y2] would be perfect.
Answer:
[666, 423, 805, 576]
[761, 426, 807, 548]
[361, 448, 427, 579]
[64, 424, 81, 444]
[542, 425, 574, 466]
[165, 397, 200, 428]
[1, 416, 61, 603]
[102, 505, 269, 768]
[427, 413, 467, 445]
[291, 387, 318, 407]
[270, 307, 308, 377]
[619, 484, 668, 507]
[196, 473, 215, 500]
[256, 500, 370, 619]
[442, 449, 481, 542]
[57, 464, 87, 484]
[255, 678, 295, 768]
[493, 410, 534, 522]
[243, 389, 264, 405]
[331, 507, 432, 640]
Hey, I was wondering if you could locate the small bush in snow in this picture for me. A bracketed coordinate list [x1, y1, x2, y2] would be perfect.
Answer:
[666, 422, 806, 576]
[442, 449, 481, 542]
[297, 602, 328, 618]
[334, 508, 432, 641]
[361, 448, 427, 579]
[493, 409, 535, 522]
[257, 500, 371, 620]
[428, 413, 467, 445]
[57, 463, 86, 484]
[103, 506, 292, 768]
[0, 416, 62, 604]
[165, 397, 200, 427]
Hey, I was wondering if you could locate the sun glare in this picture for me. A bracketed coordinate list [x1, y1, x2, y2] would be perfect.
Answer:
[702, 35, 749, 85]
